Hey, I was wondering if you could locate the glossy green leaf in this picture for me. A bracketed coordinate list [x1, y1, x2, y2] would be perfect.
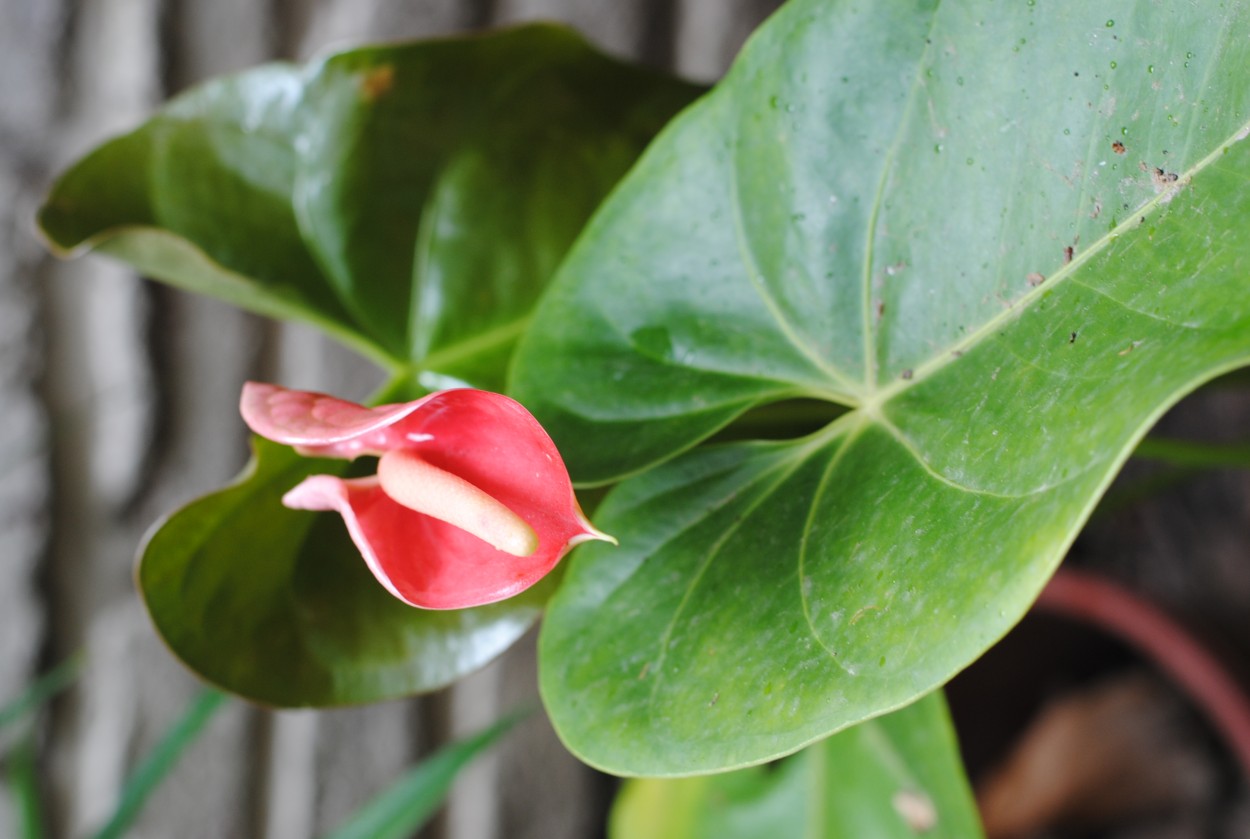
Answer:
[39, 25, 701, 385]
[320, 711, 523, 839]
[139, 438, 556, 705]
[519, 1, 1250, 772]
[610, 693, 982, 839]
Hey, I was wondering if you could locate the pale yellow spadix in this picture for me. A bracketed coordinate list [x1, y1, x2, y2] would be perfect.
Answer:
[377, 449, 539, 557]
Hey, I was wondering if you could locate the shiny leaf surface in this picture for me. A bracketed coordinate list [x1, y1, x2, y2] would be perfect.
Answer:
[519, 0, 1250, 772]
[40, 25, 701, 386]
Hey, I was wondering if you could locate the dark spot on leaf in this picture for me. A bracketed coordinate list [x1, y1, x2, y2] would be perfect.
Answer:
[1063, 246, 1074, 263]
[709, 691, 719, 707]
[1112, 140, 1126, 154]
[901, 369, 914, 380]
[1069, 331, 1078, 344]
[1027, 272, 1045, 287]
[1151, 167, 1180, 190]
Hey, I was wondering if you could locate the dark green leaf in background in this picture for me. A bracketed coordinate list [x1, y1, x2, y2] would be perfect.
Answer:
[609, 693, 982, 839]
[40, 25, 702, 388]
[140, 437, 558, 705]
[516, 0, 1250, 773]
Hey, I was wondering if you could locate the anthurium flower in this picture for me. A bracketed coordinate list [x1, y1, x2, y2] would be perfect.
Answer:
[240, 382, 614, 610]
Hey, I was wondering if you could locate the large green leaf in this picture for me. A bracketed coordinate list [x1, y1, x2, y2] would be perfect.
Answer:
[516, 1, 1250, 772]
[139, 438, 556, 705]
[610, 693, 982, 839]
[39, 25, 701, 385]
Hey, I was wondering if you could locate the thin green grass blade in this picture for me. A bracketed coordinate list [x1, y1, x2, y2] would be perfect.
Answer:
[320, 710, 525, 839]
[0, 656, 82, 731]
[5, 736, 47, 839]
[88, 688, 228, 839]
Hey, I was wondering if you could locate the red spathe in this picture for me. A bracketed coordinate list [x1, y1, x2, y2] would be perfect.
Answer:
[241, 382, 613, 610]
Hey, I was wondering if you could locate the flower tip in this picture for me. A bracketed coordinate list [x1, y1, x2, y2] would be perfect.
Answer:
[572, 513, 618, 548]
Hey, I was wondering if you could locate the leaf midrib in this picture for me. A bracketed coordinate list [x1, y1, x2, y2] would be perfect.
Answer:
[862, 113, 1250, 415]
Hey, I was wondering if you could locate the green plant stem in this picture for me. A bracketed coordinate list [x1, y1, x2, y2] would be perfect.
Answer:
[88, 688, 228, 839]
[1037, 568, 1250, 781]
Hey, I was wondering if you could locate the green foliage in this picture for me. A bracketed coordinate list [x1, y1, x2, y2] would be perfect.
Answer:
[38, 7, 1250, 837]
[42, 27, 700, 706]
[39, 24, 701, 389]
[515, 0, 1250, 773]
[610, 693, 982, 839]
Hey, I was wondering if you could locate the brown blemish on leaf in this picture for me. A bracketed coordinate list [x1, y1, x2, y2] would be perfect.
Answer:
[901, 369, 914, 380]
[1026, 272, 1045, 287]
[1090, 200, 1102, 219]
[361, 64, 396, 100]
[892, 789, 938, 832]
[708, 691, 719, 707]
[1151, 167, 1179, 189]
[1063, 245, 1074, 264]
[1149, 166, 1185, 203]
[1118, 341, 1142, 356]
[637, 662, 650, 680]
[875, 300, 886, 323]
[1069, 331, 1078, 344]
[1111, 141, 1126, 154]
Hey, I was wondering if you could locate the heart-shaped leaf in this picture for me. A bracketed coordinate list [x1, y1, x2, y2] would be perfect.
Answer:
[516, 1, 1250, 772]
[139, 437, 557, 705]
[39, 25, 702, 386]
[609, 693, 982, 839]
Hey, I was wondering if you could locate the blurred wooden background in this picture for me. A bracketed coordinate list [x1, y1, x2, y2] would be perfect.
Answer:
[0, 1, 781, 836]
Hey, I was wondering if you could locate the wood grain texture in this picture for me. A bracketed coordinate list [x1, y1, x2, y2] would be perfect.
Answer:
[4, 1, 783, 837]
